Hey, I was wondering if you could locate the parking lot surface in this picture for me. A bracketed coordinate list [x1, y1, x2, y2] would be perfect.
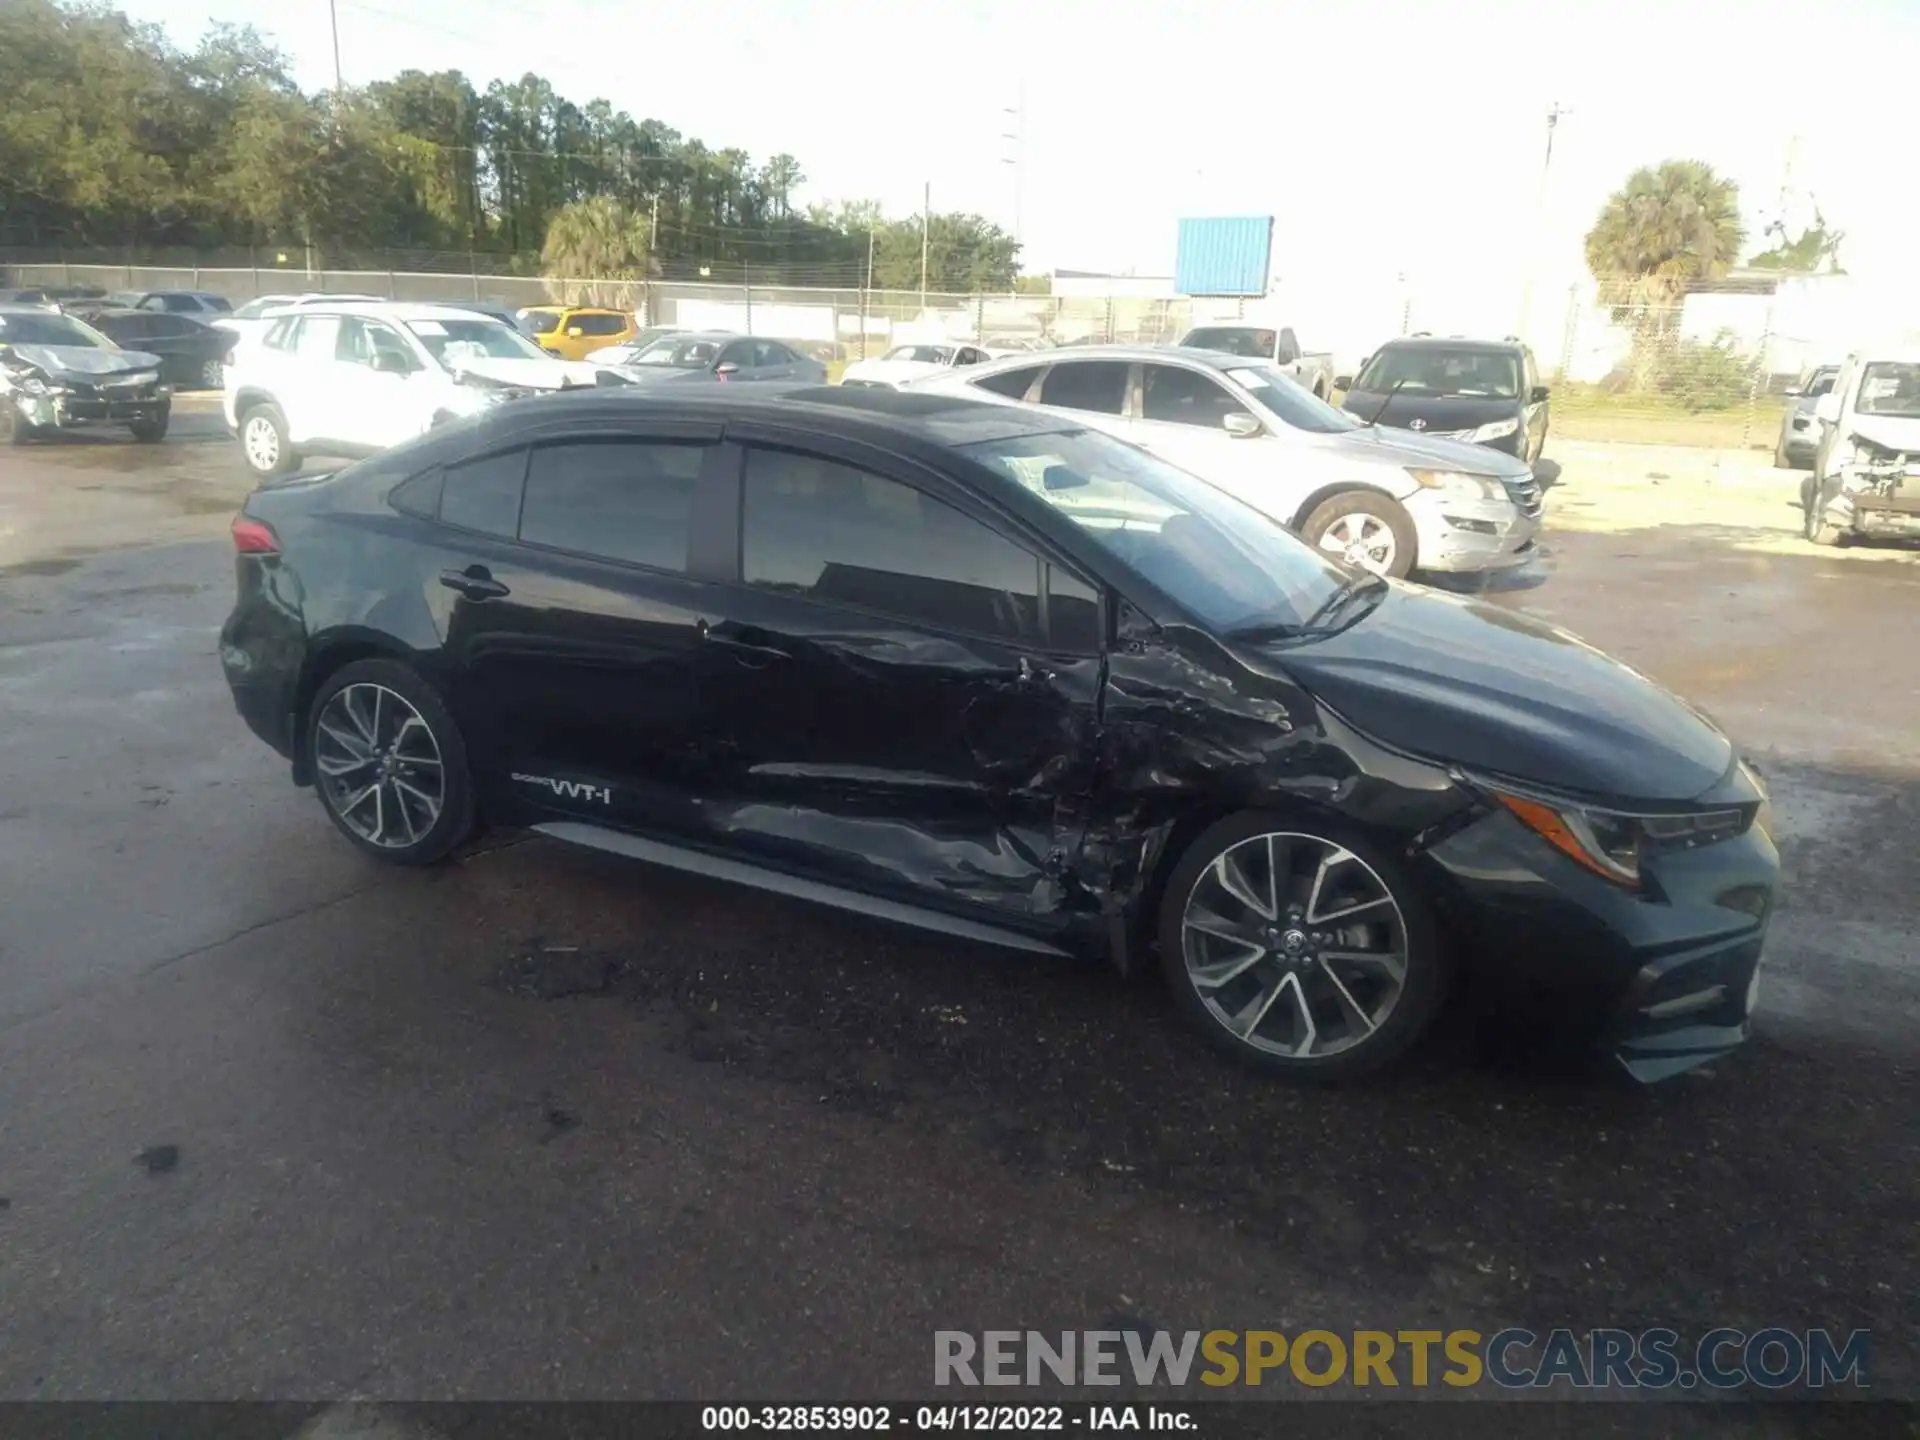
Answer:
[0, 416, 1914, 1408]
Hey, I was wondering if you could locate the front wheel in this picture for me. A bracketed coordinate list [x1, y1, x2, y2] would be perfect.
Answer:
[128, 405, 170, 443]
[307, 658, 476, 865]
[1158, 814, 1446, 1080]
[1300, 490, 1417, 579]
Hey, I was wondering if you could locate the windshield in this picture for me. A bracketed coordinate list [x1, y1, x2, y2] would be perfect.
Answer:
[1220, 364, 1363, 435]
[885, 345, 955, 364]
[633, 337, 720, 369]
[522, 310, 562, 335]
[1856, 361, 1920, 419]
[0, 309, 112, 348]
[1354, 347, 1521, 399]
[962, 427, 1348, 634]
[407, 317, 548, 366]
[1184, 327, 1275, 359]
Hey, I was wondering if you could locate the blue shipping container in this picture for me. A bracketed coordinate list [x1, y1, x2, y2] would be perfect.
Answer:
[1174, 217, 1273, 297]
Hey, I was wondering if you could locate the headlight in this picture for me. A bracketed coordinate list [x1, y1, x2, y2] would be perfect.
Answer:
[9, 375, 49, 396]
[1468, 417, 1520, 443]
[1491, 789, 1751, 887]
[1406, 468, 1502, 502]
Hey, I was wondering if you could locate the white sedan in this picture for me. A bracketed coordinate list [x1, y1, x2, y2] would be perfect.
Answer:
[840, 342, 997, 389]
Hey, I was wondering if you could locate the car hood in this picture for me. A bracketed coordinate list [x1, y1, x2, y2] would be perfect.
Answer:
[451, 356, 596, 390]
[843, 359, 948, 386]
[1848, 414, 1920, 452]
[601, 366, 709, 384]
[1342, 392, 1520, 433]
[1263, 584, 1734, 803]
[1, 343, 162, 384]
[1326, 423, 1533, 479]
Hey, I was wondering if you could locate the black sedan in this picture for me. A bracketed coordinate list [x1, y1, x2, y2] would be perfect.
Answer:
[219, 387, 1777, 1082]
[87, 308, 235, 390]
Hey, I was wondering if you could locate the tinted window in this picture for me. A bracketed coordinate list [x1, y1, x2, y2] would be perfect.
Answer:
[523, 311, 561, 334]
[972, 366, 1040, 399]
[1142, 364, 1254, 429]
[1184, 328, 1276, 359]
[440, 449, 528, 537]
[573, 313, 629, 337]
[98, 314, 151, 342]
[391, 467, 444, 520]
[147, 314, 198, 337]
[1048, 565, 1102, 651]
[752, 340, 792, 367]
[161, 294, 201, 313]
[1354, 346, 1521, 399]
[518, 440, 705, 571]
[1038, 361, 1128, 415]
[718, 340, 756, 369]
[742, 448, 1042, 642]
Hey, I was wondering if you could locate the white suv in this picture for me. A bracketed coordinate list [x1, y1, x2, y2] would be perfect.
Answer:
[223, 301, 597, 479]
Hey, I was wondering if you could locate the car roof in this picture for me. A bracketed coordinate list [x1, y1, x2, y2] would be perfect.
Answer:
[257, 300, 517, 322]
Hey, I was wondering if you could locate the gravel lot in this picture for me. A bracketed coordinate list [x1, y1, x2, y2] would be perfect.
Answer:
[0, 409, 1914, 1422]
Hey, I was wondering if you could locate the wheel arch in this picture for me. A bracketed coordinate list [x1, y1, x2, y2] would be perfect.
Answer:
[1287, 479, 1404, 532]
[289, 629, 425, 785]
[232, 385, 279, 420]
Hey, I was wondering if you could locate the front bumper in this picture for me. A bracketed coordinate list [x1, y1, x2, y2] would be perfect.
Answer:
[1422, 802, 1778, 1082]
[12, 384, 169, 430]
[1406, 489, 1543, 574]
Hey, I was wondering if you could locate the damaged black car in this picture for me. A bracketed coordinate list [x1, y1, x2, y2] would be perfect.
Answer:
[219, 387, 1778, 1083]
[0, 303, 171, 444]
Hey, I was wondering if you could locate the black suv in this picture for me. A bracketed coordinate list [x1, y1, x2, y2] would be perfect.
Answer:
[1338, 337, 1550, 464]
[220, 386, 1774, 1082]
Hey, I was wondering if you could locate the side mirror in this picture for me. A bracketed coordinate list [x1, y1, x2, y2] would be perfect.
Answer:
[1782, 385, 1803, 398]
[566, 326, 585, 339]
[1333, 374, 1354, 391]
[1814, 393, 1842, 424]
[370, 350, 412, 375]
[713, 361, 741, 379]
[1530, 384, 1550, 403]
[1223, 412, 1262, 438]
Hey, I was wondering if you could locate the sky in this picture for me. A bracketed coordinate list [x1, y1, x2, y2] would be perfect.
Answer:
[118, 0, 1920, 349]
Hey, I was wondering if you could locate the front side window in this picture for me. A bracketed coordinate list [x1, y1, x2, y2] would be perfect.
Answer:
[742, 448, 1044, 643]
[1221, 364, 1361, 434]
[717, 340, 756, 370]
[1141, 364, 1256, 429]
[752, 340, 793, 368]
[518, 440, 706, 571]
[1037, 361, 1129, 416]
[961, 426, 1346, 636]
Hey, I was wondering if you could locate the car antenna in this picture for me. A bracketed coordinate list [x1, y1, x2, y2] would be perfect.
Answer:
[1368, 377, 1407, 427]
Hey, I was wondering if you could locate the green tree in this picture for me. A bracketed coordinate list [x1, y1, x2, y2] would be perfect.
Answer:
[541, 195, 654, 305]
[1750, 205, 1844, 274]
[1585, 160, 1745, 391]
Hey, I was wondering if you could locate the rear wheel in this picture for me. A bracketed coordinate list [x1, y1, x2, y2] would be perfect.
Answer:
[1158, 813, 1445, 1080]
[1300, 490, 1417, 579]
[239, 401, 298, 479]
[307, 658, 475, 866]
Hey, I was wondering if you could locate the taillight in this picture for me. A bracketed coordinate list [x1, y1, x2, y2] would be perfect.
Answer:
[231, 515, 279, 554]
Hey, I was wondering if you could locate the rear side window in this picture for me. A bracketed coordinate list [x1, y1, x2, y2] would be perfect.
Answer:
[972, 366, 1040, 399]
[390, 467, 444, 520]
[440, 449, 528, 537]
[161, 294, 201, 313]
[518, 440, 706, 572]
[1038, 361, 1129, 416]
[573, 313, 629, 336]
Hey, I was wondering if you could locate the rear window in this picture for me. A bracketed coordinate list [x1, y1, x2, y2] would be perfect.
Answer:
[572, 313, 630, 337]
[1184, 328, 1276, 359]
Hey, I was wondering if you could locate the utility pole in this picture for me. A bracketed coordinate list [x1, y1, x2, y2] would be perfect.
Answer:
[327, 0, 345, 117]
[1517, 101, 1569, 342]
[862, 226, 875, 359]
[649, 194, 659, 251]
[1002, 84, 1024, 253]
[1743, 133, 1800, 448]
[920, 181, 930, 313]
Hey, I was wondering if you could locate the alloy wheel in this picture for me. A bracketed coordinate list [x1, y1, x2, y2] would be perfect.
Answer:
[201, 358, 224, 389]
[243, 414, 279, 472]
[1180, 831, 1409, 1059]
[1316, 513, 1397, 574]
[314, 682, 445, 849]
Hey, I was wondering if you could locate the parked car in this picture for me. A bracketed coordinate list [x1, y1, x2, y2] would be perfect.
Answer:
[904, 345, 1540, 579]
[219, 384, 1776, 1082]
[1338, 336, 1550, 464]
[102, 289, 233, 317]
[1801, 349, 1920, 547]
[591, 332, 827, 387]
[1178, 324, 1335, 399]
[0, 285, 106, 306]
[86, 308, 237, 390]
[517, 305, 637, 360]
[213, 293, 384, 353]
[0, 303, 169, 444]
[223, 301, 598, 479]
[446, 303, 524, 330]
[1775, 363, 1840, 470]
[840, 341, 996, 390]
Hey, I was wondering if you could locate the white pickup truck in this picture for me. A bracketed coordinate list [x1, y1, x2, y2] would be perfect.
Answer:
[1177, 323, 1335, 399]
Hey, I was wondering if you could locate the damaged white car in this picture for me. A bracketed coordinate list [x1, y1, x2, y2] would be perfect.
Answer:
[840, 341, 997, 389]
[0, 303, 171, 445]
[1804, 349, 1920, 547]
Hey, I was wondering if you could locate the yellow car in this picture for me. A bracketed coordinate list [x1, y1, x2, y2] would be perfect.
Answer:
[517, 305, 637, 360]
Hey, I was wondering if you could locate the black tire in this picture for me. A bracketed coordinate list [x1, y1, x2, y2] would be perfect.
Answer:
[1299, 489, 1418, 579]
[1158, 812, 1446, 1081]
[238, 400, 298, 479]
[306, 658, 476, 866]
[1803, 487, 1846, 547]
[128, 405, 170, 443]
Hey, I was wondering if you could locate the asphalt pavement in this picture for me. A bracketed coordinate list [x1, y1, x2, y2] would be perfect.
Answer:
[0, 413, 1914, 1415]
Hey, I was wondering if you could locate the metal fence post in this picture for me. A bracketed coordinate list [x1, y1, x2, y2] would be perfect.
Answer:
[744, 263, 752, 334]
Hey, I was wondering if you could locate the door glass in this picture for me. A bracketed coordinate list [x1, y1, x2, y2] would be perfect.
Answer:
[1036, 361, 1129, 415]
[972, 366, 1039, 398]
[518, 440, 707, 572]
[1142, 364, 1255, 429]
[742, 448, 1042, 641]
[718, 341, 755, 370]
[440, 449, 528, 537]
[1048, 565, 1102, 651]
[293, 315, 342, 364]
[752, 340, 789, 368]
[575, 313, 628, 336]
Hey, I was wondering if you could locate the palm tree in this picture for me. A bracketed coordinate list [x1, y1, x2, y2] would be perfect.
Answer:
[540, 195, 654, 308]
[1585, 160, 1744, 389]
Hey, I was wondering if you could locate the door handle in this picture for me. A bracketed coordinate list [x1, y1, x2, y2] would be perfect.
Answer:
[699, 621, 790, 667]
[439, 565, 510, 601]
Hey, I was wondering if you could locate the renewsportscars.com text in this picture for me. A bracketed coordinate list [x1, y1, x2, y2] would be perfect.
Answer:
[934, 1328, 1869, 1391]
